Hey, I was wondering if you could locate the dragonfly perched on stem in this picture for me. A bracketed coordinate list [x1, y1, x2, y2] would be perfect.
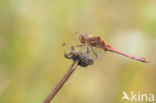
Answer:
[72, 33, 150, 63]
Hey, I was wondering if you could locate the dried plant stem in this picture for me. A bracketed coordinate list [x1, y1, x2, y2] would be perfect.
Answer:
[43, 60, 79, 103]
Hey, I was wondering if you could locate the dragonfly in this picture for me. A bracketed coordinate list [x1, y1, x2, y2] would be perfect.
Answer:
[72, 33, 150, 63]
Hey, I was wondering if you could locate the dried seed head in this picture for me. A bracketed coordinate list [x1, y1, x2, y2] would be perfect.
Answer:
[64, 49, 94, 67]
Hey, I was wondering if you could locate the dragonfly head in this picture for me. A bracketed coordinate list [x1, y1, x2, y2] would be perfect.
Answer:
[79, 33, 88, 43]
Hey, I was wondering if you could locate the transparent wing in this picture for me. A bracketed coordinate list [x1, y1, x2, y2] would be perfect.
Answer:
[72, 32, 81, 44]
[58, 32, 82, 53]
[88, 47, 106, 59]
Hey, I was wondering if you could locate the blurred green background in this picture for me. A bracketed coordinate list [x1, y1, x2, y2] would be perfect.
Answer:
[0, 0, 156, 103]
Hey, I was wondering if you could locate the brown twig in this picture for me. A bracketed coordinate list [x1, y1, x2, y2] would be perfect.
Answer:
[43, 47, 94, 103]
[43, 60, 79, 103]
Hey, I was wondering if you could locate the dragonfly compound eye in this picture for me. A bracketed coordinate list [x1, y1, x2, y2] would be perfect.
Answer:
[80, 33, 89, 43]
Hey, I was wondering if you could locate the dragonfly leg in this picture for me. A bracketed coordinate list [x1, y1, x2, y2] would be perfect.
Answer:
[71, 44, 86, 52]
[71, 46, 75, 51]
[90, 47, 98, 59]
[86, 46, 90, 54]
[71, 44, 85, 49]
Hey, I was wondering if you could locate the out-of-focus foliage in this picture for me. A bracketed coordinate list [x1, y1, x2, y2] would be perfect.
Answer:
[0, 0, 155, 103]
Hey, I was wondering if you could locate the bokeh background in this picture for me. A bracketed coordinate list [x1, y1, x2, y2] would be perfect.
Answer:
[0, 0, 156, 103]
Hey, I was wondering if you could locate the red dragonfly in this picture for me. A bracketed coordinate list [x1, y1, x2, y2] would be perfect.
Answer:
[73, 33, 150, 63]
